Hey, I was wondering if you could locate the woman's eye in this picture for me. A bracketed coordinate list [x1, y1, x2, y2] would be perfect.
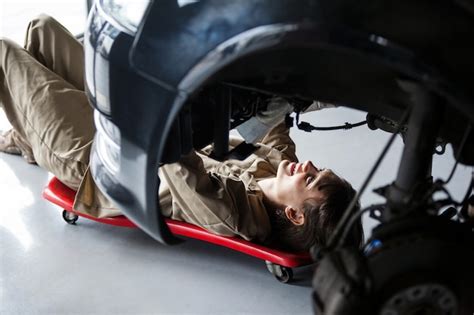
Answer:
[306, 176, 314, 186]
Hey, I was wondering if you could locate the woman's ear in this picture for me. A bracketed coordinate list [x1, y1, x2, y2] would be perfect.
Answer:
[284, 206, 305, 226]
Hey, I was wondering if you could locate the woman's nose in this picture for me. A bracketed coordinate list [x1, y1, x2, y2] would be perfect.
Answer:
[302, 161, 312, 172]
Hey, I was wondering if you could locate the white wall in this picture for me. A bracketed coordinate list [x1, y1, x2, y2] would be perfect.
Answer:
[0, 0, 87, 44]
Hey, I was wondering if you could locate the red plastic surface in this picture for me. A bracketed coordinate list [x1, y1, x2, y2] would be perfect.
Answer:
[43, 177, 313, 268]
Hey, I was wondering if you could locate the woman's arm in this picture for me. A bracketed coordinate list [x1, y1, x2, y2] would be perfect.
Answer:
[258, 121, 298, 162]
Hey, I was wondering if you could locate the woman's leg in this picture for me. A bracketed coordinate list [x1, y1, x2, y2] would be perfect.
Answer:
[24, 14, 84, 91]
[0, 14, 87, 164]
[0, 39, 94, 189]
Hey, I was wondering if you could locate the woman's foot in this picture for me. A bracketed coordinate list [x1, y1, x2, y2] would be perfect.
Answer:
[0, 129, 22, 155]
[0, 129, 36, 164]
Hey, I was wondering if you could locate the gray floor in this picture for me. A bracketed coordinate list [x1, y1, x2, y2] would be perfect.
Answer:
[1, 107, 472, 314]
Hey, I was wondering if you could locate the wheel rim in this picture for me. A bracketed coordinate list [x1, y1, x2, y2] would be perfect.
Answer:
[379, 283, 457, 315]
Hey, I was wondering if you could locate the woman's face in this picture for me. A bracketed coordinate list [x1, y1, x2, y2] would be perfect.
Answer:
[274, 160, 343, 210]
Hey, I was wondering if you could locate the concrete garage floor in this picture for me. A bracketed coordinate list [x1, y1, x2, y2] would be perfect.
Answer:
[1, 106, 471, 314]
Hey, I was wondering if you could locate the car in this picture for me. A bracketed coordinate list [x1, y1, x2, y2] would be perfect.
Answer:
[84, 0, 474, 313]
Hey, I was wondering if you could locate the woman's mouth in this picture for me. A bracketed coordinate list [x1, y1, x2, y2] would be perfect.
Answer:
[290, 162, 296, 176]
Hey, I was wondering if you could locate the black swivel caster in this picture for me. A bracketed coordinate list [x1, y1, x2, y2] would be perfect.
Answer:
[62, 210, 79, 224]
[265, 261, 293, 283]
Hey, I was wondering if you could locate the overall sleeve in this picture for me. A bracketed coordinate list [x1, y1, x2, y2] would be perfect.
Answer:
[258, 121, 298, 162]
[159, 150, 271, 243]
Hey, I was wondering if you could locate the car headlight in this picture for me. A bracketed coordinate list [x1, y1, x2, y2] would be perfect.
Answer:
[94, 110, 121, 174]
[100, 0, 150, 33]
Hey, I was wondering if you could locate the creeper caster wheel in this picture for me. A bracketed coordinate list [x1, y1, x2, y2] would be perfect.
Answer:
[62, 210, 78, 224]
[266, 261, 293, 283]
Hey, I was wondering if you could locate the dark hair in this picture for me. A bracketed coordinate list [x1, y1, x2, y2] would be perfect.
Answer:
[270, 178, 364, 252]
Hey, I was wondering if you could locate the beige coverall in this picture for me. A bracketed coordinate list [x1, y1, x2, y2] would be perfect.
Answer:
[0, 15, 299, 243]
